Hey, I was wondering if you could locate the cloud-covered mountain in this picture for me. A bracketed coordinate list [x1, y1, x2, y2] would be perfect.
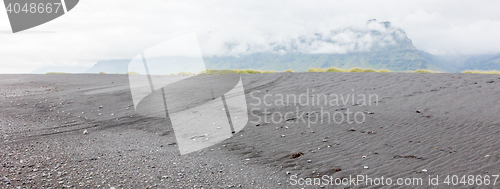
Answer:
[81, 20, 498, 74]
[202, 19, 434, 72]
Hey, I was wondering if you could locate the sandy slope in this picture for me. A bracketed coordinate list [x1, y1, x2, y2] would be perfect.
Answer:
[1, 73, 500, 188]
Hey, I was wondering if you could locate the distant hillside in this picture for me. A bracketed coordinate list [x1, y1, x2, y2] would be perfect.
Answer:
[419, 53, 500, 72]
[85, 53, 500, 74]
[417, 51, 462, 73]
[461, 54, 500, 71]
[85, 59, 130, 74]
[203, 49, 431, 72]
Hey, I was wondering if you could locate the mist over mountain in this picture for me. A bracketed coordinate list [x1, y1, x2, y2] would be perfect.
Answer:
[203, 19, 433, 72]
[74, 20, 499, 74]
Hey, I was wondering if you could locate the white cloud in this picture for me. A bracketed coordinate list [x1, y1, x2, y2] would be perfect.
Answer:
[0, 0, 500, 73]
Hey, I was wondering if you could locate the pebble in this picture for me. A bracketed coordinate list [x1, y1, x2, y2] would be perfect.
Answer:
[422, 169, 427, 172]
[83, 130, 88, 135]
[364, 166, 369, 169]
[307, 160, 312, 163]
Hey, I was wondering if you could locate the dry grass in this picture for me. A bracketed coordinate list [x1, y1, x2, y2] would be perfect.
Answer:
[177, 72, 197, 76]
[462, 70, 500, 74]
[307, 67, 392, 73]
[326, 67, 348, 72]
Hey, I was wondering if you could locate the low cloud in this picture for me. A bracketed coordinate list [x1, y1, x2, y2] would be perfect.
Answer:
[199, 20, 409, 56]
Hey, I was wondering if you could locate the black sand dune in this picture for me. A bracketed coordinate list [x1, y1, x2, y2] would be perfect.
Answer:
[1, 73, 500, 188]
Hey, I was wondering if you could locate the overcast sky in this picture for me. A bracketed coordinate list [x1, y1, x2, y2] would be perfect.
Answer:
[1, 0, 500, 73]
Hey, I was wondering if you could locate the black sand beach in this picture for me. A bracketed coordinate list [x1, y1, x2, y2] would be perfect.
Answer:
[1, 73, 500, 188]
